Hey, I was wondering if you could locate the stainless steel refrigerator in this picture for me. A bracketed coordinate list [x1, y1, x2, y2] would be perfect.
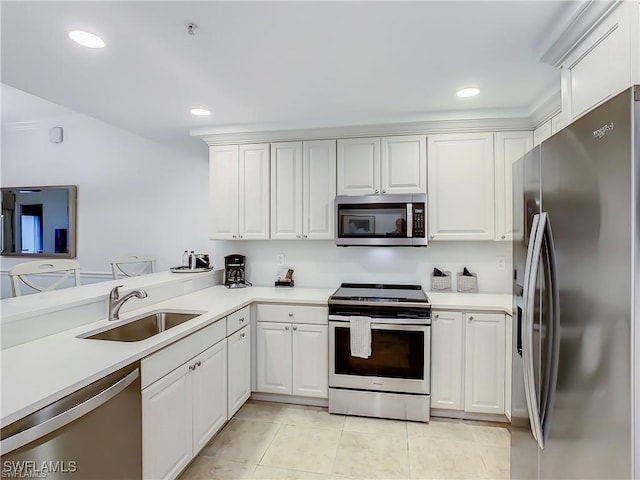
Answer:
[511, 86, 639, 479]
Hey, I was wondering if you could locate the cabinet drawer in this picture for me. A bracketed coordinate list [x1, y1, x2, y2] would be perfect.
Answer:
[256, 303, 327, 325]
[226, 305, 250, 336]
[142, 319, 227, 389]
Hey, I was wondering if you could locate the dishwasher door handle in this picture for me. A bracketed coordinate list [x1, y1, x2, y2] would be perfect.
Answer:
[0, 368, 139, 455]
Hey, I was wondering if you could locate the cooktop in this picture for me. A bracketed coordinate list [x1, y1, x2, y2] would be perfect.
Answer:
[329, 283, 429, 304]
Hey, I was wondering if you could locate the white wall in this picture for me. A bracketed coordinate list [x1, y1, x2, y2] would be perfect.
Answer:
[222, 240, 512, 293]
[1, 85, 224, 298]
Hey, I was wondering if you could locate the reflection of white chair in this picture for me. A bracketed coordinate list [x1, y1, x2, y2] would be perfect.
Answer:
[9, 259, 81, 297]
[110, 254, 155, 280]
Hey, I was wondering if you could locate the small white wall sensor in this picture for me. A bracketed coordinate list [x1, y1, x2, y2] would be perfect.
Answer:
[49, 127, 63, 143]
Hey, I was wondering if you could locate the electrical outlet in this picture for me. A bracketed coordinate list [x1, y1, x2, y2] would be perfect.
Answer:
[497, 256, 505, 271]
[277, 253, 285, 266]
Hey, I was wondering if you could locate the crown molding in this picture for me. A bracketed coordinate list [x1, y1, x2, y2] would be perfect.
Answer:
[540, 0, 621, 67]
[1, 121, 39, 132]
[192, 115, 535, 146]
[528, 87, 562, 128]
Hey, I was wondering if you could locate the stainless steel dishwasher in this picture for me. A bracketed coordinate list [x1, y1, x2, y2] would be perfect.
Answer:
[1, 363, 141, 479]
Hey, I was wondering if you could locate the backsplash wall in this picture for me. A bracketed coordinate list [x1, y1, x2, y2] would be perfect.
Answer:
[221, 240, 512, 293]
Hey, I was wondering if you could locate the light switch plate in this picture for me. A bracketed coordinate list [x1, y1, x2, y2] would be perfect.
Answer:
[276, 253, 285, 266]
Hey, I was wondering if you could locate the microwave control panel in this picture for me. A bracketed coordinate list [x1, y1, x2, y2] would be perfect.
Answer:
[412, 205, 425, 238]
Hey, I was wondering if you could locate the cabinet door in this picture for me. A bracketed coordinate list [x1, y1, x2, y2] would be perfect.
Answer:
[464, 312, 506, 414]
[303, 140, 336, 239]
[292, 324, 328, 398]
[142, 364, 192, 480]
[192, 340, 228, 453]
[505, 314, 513, 420]
[271, 142, 303, 239]
[239, 144, 270, 240]
[430, 311, 464, 410]
[381, 135, 427, 194]
[495, 132, 533, 242]
[427, 133, 495, 241]
[257, 322, 292, 394]
[337, 137, 381, 195]
[228, 325, 251, 418]
[209, 145, 239, 239]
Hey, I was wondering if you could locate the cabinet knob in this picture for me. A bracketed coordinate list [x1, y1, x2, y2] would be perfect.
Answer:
[501, 235, 506, 240]
[303, 235, 308, 239]
[375, 189, 379, 194]
[292, 325, 298, 331]
[189, 364, 196, 371]
[240, 332, 245, 338]
[296, 235, 301, 239]
[434, 314, 439, 319]
[382, 189, 386, 194]
[232, 235, 237, 239]
[288, 313, 293, 317]
[469, 316, 474, 321]
[430, 235, 434, 240]
[196, 360, 201, 367]
[239, 317, 245, 323]
[239, 235, 243, 239]
[285, 326, 290, 330]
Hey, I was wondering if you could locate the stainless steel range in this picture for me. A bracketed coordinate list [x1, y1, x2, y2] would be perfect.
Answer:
[328, 283, 431, 422]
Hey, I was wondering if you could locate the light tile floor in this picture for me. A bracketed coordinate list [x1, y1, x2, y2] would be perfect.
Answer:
[179, 400, 510, 480]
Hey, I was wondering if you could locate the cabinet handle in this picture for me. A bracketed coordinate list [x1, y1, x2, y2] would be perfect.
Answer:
[375, 189, 379, 194]
[434, 313, 439, 319]
[292, 325, 297, 331]
[382, 189, 386, 194]
[239, 317, 245, 323]
[232, 235, 237, 239]
[189, 364, 196, 371]
[430, 235, 434, 240]
[469, 316, 474, 321]
[288, 313, 293, 317]
[501, 235, 506, 240]
[296, 235, 301, 239]
[303, 235, 308, 239]
[239, 235, 243, 239]
[196, 361, 201, 367]
[285, 326, 290, 330]
[240, 332, 245, 338]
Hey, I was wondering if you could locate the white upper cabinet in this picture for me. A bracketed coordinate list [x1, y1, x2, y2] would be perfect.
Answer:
[239, 144, 271, 239]
[303, 140, 336, 239]
[337, 135, 426, 195]
[210, 143, 270, 240]
[337, 137, 380, 195]
[380, 135, 427, 194]
[495, 131, 533, 242]
[427, 133, 495, 241]
[209, 145, 239, 239]
[271, 140, 336, 240]
[560, 1, 639, 122]
[271, 142, 303, 239]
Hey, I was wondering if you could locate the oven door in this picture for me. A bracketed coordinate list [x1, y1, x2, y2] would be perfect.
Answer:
[329, 320, 430, 394]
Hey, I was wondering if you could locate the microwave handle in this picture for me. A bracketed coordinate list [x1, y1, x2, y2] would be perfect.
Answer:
[406, 203, 413, 238]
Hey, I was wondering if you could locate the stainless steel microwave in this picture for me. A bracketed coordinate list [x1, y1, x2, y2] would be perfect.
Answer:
[335, 193, 428, 246]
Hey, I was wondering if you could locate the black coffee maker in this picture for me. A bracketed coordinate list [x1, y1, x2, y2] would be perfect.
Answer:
[224, 254, 251, 288]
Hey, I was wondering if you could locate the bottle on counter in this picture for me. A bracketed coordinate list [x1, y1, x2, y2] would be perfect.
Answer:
[188, 251, 196, 270]
[182, 250, 189, 268]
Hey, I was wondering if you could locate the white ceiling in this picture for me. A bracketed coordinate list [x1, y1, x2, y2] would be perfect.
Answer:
[1, 1, 583, 144]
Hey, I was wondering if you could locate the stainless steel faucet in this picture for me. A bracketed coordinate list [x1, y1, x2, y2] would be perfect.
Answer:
[108, 285, 148, 321]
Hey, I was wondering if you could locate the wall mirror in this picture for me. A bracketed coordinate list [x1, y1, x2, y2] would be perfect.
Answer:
[1, 185, 77, 258]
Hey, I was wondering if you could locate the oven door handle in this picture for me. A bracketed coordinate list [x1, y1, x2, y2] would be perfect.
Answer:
[329, 320, 429, 332]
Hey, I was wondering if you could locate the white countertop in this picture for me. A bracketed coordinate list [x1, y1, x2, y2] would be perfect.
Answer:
[0, 284, 510, 426]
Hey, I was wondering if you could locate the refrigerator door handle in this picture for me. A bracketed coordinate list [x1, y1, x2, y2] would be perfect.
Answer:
[540, 213, 560, 444]
[522, 212, 546, 449]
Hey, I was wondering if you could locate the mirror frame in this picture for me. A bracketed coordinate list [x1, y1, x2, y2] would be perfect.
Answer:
[1, 185, 77, 258]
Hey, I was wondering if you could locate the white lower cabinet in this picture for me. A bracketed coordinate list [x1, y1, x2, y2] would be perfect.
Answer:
[464, 312, 506, 414]
[227, 324, 251, 417]
[142, 338, 227, 480]
[431, 310, 506, 416]
[256, 307, 328, 398]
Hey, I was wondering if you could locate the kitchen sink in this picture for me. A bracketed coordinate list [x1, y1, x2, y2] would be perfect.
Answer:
[80, 310, 204, 342]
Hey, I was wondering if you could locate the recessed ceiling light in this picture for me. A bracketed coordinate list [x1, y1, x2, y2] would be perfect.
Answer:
[456, 87, 480, 98]
[68, 30, 105, 49]
[190, 108, 211, 116]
